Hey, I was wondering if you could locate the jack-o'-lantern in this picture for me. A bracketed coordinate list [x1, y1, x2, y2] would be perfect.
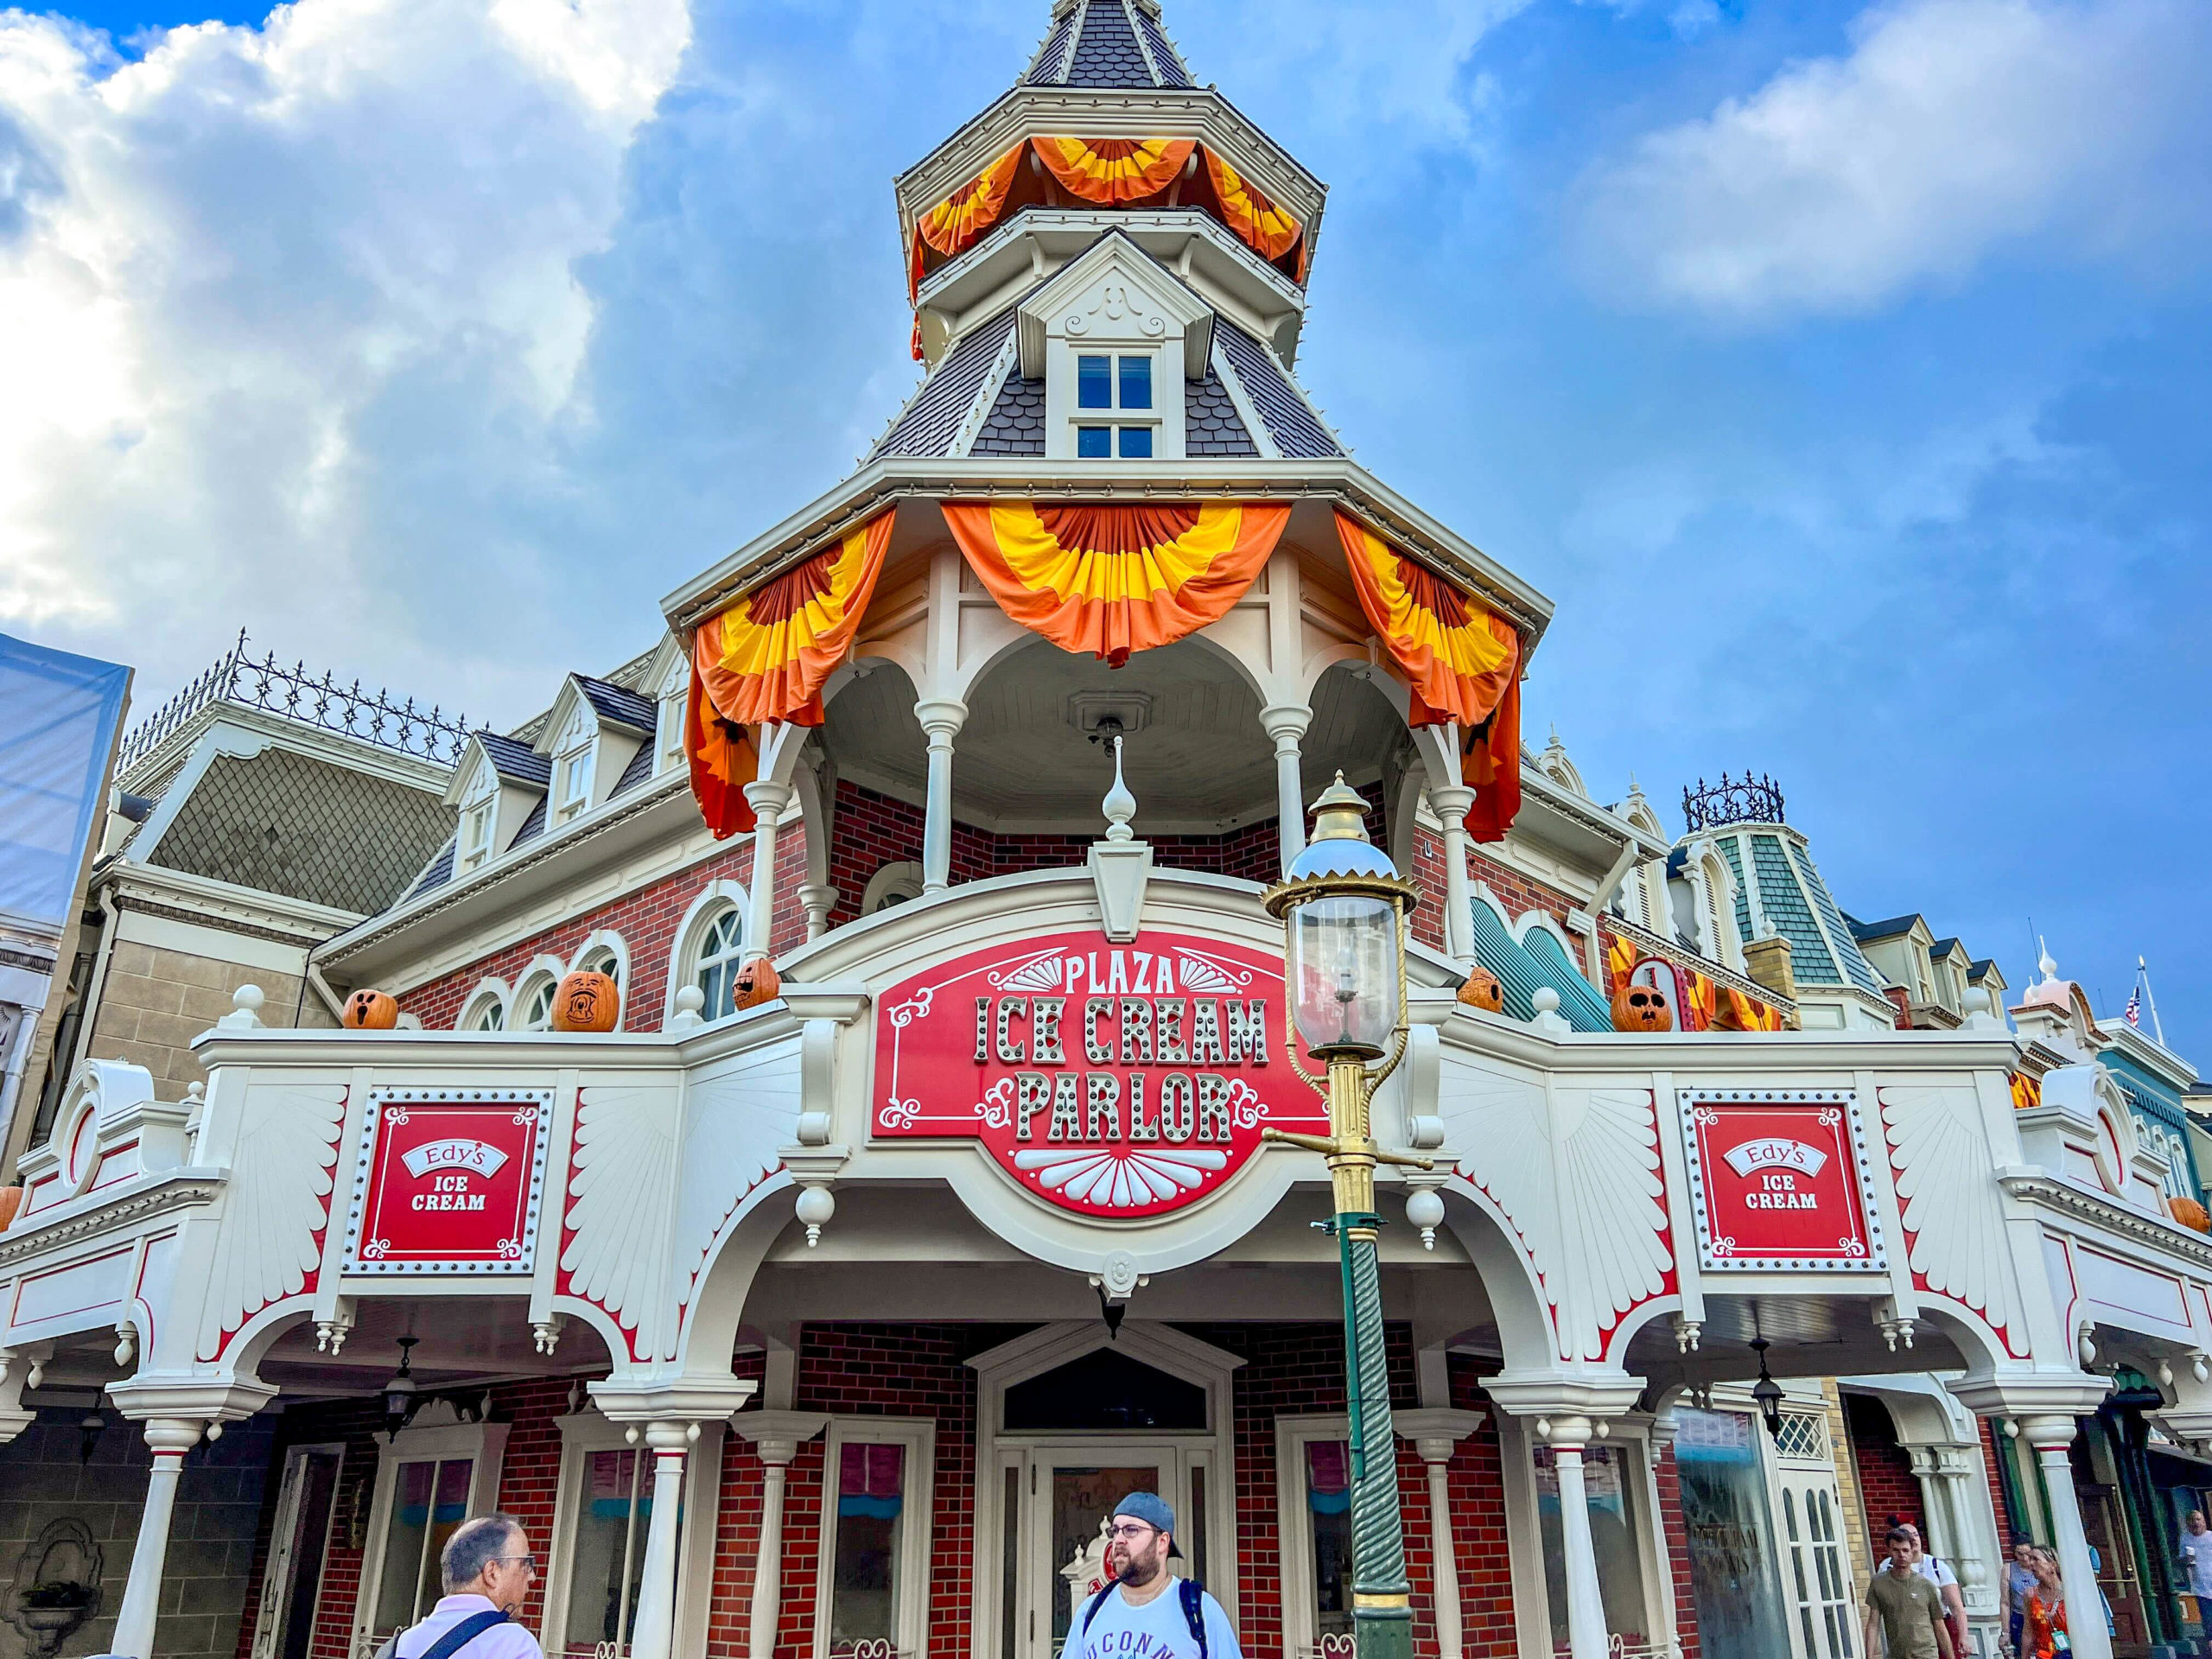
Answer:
[733, 957, 781, 1011]
[1456, 965, 1504, 1013]
[0, 1185, 22, 1234]
[1611, 980, 1674, 1033]
[2171, 1196, 2211, 1234]
[553, 970, 620, 1033]
[341, 988, 399, 1030]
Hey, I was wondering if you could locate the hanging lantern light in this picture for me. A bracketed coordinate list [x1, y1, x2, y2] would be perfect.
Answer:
[1750, 1335, 1785, 1438]
[382, 1336, 421, 1443]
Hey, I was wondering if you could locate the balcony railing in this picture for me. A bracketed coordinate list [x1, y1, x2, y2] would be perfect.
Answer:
[118, 629, 473, 774]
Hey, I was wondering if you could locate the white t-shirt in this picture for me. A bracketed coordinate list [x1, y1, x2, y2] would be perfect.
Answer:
[1912, 1556, 1959, 1592]
[1072, 1580, 1243, 1659]
[2181, 1530, 2212, 1595]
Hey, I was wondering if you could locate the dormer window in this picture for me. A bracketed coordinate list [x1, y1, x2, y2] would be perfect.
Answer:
[459, 767, 498, 873]
[1075, 353, 1156, 458]
[551, 700, 598, 825]
[556, 745, 594, 823]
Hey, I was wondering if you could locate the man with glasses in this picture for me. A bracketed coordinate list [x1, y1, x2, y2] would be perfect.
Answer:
[1071, 1493, 1242, 1659]
[376, 1514, 543, 1659]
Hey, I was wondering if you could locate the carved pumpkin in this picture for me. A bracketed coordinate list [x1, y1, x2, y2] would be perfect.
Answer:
[2171, 1196, 2211, 1235]
[733, 957, 782, 1011]
[0, 1185, 22, 1234]
[1611, 980, 1675, 1033]
[553, 970, 620, 1033]
[341, 988, 399, 1030]
[1456, 966, 1504, 1013]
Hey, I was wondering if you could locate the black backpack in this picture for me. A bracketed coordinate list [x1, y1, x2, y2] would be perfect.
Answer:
[1077, 1578, 1209, 1659]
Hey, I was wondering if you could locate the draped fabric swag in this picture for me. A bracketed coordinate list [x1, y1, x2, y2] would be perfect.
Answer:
[940, 500, 1290, 668]
[683, 509, 894, 838]
[906, 138, 1311, 352]
[1332, 508, 1524, 841]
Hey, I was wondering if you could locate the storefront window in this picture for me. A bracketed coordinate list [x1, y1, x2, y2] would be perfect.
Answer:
[830, 1441, 906, 1652]
[1305, 1441, 1355, 1644]
[1535, 1444, 1650, 1652]
[558, 1448, 654, 1659]
[372, 1458, 474, 1637]
[1673, 1408, 1791, 1659]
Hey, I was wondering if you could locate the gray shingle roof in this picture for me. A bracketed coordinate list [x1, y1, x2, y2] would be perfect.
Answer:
[607, 735, 658, 798]
[1848, 913, 1922, 942]
[507, 791, 548, 850]
[404, 838, 454, 901]
[874, 309, 1015, 460]
[477, 730, 550, 787]
[1024, 1, 1195, 90]
[1215, 319, 1341, 458]
[972, 370, 1046, 455]
[1185, 365, 1257, 455]
[576, 676, 656, 734]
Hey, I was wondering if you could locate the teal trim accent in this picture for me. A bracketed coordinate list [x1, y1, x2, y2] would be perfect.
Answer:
[1465, 899, 1611, 1032]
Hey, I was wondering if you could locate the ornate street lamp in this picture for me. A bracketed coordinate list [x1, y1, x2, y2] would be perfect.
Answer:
[1262, 774, 1434, 1659]
[382, 1336, 420, 1443]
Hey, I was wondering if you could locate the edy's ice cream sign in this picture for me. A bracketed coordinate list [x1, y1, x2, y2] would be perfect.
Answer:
[872, 930, 1328, 1217]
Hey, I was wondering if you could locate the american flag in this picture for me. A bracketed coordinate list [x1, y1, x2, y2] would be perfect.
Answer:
[2126, 985, 2142, 1027]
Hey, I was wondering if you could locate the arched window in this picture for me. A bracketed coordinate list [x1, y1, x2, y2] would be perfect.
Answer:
[518, 976, 557, 1032]
[695, 907, 746, 1020]
[861, 861, 924, 916]
[461, 990, 506, 1032]
[576, 944, 621, 992]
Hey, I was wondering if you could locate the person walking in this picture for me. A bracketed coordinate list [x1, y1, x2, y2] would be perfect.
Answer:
[1864, 1525, 1957, 1659]
[1068, 1493, 1242, 1659]
[2180, 1510, 2212, 1622]
[2022, 1546, 2069, 1658]
[375, 1514, 543, 1659]
[2005, 1537, 2041, 1656]
[1898, 1522, 1971, 1658]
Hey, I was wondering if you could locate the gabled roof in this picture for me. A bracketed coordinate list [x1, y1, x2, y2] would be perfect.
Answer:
[874, 308, 1018, 461]
[477, 731, 551, 788]
[1024, 0, 1196, 91]
[1213, 318, 1341, 458]
[575, 675, 656, 734]
[1847, 912, 1923, 943]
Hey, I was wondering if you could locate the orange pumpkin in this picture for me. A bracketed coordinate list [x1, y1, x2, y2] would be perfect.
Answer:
[733, 957, 782, 1011]
[2171, 1196, 2210, 1235]
[0, 1185, 22, 1234]
[341, 988, 400, 1030]
[1611, 980, 1675, 1033]
[1457, 966, 1504, 1013]
[553, 970, 620, 1033]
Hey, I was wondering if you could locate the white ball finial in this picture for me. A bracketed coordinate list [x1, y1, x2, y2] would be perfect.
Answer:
[1532, 987, 1560, 1015]
[1102, 734, 1136, 842]
[232, 983, 264, 1014]
[1405, 1188, 1445, 1251]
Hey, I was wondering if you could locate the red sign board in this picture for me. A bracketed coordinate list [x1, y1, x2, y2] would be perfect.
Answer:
[1680, 1090, 1886, 1272]
[873, 930, 1329, 1218]
[341, 1090, 551, 1274]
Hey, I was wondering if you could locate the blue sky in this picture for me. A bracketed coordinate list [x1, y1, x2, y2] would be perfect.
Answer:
[3, 0, 2207, 1051]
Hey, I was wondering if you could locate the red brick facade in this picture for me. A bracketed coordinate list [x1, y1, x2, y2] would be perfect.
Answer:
[232, 1323, 1704, 1659]
[1844, 1393, 1927, 1547]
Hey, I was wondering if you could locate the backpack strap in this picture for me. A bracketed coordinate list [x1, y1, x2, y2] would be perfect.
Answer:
[1178, 1578, 1208, 1659]
[1079, 1584, 1117, 1639]
[409, 1610, 512, 1659]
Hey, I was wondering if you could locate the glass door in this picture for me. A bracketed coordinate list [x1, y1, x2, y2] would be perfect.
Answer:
[1023, 1445, 1214, 1659]
[1774, 1470, 1856, 1659]
[251, 1446, 344, 1659]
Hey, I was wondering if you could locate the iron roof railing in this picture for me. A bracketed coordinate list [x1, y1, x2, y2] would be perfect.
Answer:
[117, 630, 472, 774]
[1682, 771, 1786, 832]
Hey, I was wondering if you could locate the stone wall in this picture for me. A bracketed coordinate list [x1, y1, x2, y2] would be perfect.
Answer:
[80, 938, 333, 1104]
[0, 1407, 272, 1659]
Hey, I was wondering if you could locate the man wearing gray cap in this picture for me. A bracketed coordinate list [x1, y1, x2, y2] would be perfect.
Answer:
[1071, 1492, 1242, 1659]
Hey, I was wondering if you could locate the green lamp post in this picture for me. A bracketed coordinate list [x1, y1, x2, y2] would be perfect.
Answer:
[1262, 773, 1434, 1659]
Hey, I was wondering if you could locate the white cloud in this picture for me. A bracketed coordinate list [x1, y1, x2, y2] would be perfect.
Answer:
[1569, 0, 2212, 320]
[0, 0, 689, 702]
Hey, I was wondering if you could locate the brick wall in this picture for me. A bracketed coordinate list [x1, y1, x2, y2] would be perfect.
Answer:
[0, 1406, 273, 1659]
[1843, 1394, 1925, 1549]
[1979, 1417, 2018, 1546]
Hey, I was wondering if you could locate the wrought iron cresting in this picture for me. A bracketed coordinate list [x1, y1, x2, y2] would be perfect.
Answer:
[1681, 771, 1785, 831]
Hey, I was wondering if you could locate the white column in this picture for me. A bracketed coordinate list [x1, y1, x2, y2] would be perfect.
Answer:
[914, 698, 967, 893]
[747, 1436, 804, 1659]
[1260, 703, 1311, 875]
[2020, 1414, 2113, 1659]
[742, 781, 793, 961]
[1416, 1440, 1463, 1659]
[1428, 782, 1477, 963]
[798, 884, 838, 941]
[627, 1421, 691, 1659]
[1546, 1419, 1609, 1659]
[112, 1417, 204, 1658]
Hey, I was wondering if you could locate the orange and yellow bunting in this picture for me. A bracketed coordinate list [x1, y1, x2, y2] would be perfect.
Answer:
[941, 500, 1290, 667]
[2011, 1071, 2043, 1113]
[685, 669, 759, 840]
[1034, 136, 1195, 205]
[1201, 148, 1303, 265]
[694, 509, 894, 729]
[911, 140, 1028, 298]
[1335, 508, 1523, 840]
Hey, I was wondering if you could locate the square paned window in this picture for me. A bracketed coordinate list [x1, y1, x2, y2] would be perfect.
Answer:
[1118, 355, 1152, 410]
[1077, 355, 1113, 410]
[1077, 426, 1112, 459]
[1118, 427, 1153, 459]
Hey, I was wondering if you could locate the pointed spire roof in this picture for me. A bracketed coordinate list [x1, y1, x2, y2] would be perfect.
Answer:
[1024, 0, 1197, 91]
